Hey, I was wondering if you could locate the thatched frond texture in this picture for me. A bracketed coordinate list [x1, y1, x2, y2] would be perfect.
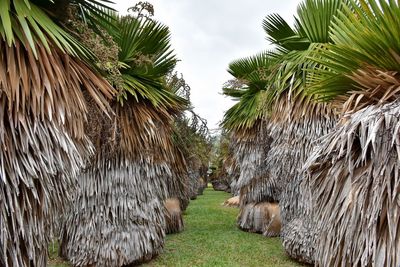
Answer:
[233, 122, 280, 234]
[187, 165, 208, 200]
[223, 196, 240, 207]
[164, 147, 189, 234]
[188, 157, 202, 199]
[197, 176, 207, 195]
[305, 100, 400, 267]
[166, 147, 190, 211]
[238, 202, 281, 237]
[265, 97, 336, 263]
[164, 198, 184, 234]
[236, 123, 275, 206]
[60, 102, 186, 266]
[0, 39, 113, 267]
[226, 158, 240, 196]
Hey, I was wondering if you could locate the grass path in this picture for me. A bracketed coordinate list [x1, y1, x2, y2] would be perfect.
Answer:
[49, 187, 302, 267]
[144, 188, 302, 267]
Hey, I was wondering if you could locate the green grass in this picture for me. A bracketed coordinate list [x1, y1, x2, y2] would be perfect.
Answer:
[48, 241, 69, 267]
[49, 188, 302, 267]
[144, 188, 302, 267]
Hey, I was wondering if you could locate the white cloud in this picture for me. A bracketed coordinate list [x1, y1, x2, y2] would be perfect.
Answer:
[114, 0, 301, 129]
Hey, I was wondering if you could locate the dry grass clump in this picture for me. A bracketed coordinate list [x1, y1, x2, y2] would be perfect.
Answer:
[223, 196, 240, 207]
[165, 198, 184, 234]
[238, 202, 281, 237]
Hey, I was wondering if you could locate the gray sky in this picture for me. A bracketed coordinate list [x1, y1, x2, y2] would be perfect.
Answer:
[115, 1, 301, 130]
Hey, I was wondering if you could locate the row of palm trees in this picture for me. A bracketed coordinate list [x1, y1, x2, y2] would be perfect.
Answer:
[0, 1, 210, 266]
[220, 0, 400, 266]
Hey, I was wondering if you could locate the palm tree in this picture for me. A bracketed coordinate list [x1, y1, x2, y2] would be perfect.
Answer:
[166, 73, 200, 202]
[174, 108, 211, 199]
[258, 0, 348, 262]
[0, 1, 115, 266]
[165, 71, 212, 201]
[212, 131, 240, 195]
[167, 103, 211, 232]
[221, 52, 280, 235]
[60, 14, 189, 265]
[303, 1, 400, 265]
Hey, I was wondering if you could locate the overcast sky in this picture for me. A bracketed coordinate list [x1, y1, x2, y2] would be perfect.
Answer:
[114, 1, 301, 130]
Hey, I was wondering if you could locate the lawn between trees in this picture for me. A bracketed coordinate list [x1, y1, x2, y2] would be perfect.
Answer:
[143, 188, 301, 267]
[49, 187, 301, 267]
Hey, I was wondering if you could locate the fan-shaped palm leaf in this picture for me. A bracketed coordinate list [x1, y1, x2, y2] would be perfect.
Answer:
[307, 0, 400, 113]
[262, 0, 348, 106]
[222, 52, 275, 131]
[0, 0, 115, 59]
[0, 1, 116, 266]
[106, 16, 187, 111]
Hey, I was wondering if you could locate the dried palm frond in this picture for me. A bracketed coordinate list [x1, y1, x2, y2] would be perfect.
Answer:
[299, 2, 400, 265]
[233, 122, 276, 203]
[305, 100, 400, 267]
[187, 156, 203, 199]
[164, 198, 184, 234]
[166, 145, 190, 213]
[227, 165, 240, 196]
[229, 121, 285, 235]
[114, 13, 191, 226]
[258, 2, 348, 255]
[211, 133, 239, 195]
[239, 175, 280, 205]
[223, 0, 346, 249]
[238, 202, 281, 237]
[231, 122, 268, 189]
[197, 176, 208, 195]
[340, 69, 400, 113]
[226, 137, 241, 196]
[0, 39, 114, 267]
[60, 96, 191, 261]
[60, 101, 179, 266]
[264, 95, 337, 263]
[223, 196, 240, 207]
[211, 179, 230, 192]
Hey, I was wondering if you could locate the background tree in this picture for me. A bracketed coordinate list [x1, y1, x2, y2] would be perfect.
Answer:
[221, 52, 278, 235]
[166, 71, 212, 197]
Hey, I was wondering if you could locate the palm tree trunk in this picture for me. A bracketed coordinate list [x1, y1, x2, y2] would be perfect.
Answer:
[0, 40, 113, 267]
[305, 101, 400, 266]
[233, 122, 280, 234]
[263, 96, 336, 263]
[60, 101, 188, 266]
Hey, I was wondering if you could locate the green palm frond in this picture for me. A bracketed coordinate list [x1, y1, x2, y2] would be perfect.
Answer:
[118, 18, 177, 75]
[222, 89, 265, 131]
[261, 0, 348, 105]
[228, 51, 275, 81]
[307, 0, 400, 103]
[263, 14, 309, 51]
[104, 15, 186, 110]
[263, 44, 321, 106]
[0, 0, 115, 59]
[222, 52, 274, 131]
[297, 0, 346, 43]
[222, 87, 248, 99]
[70, 0, 116, 33]
[0, 0, 80, 57]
